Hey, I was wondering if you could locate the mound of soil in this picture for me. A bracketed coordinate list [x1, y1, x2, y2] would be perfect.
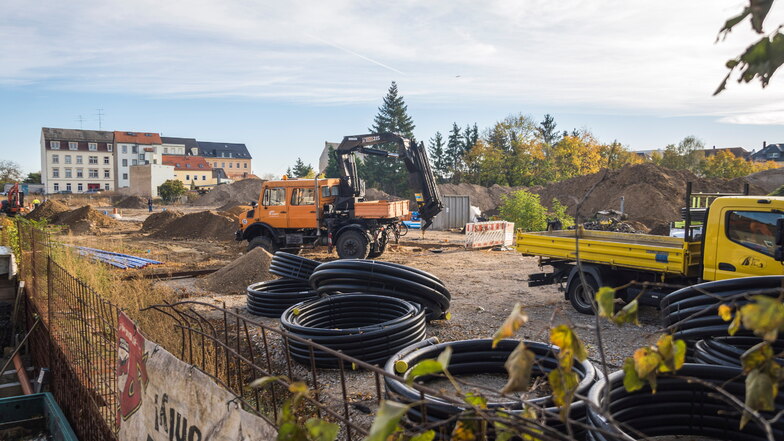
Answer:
[26, 199, 70, 221]
[745, 167, 784, 194]
[218, 200, 242, 211]
[192, 179, 264, 206]
[51, 205, 118, 234]
[198, 248, 275, 294]
[438, 183, 525, 214]
[141, 210, 184, 233]
[115, 196, 148, 209]
[219, 205, 251, 220]
[150, 211, 236, 240]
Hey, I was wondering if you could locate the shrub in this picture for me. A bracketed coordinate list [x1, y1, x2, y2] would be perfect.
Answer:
[158, 180, 187, 203]
[499, 190, 548, 231]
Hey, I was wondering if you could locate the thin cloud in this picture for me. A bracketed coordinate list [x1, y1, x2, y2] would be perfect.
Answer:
[305, 34, 406, 75]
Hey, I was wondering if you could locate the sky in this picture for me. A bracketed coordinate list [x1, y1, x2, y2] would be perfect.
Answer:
[3, 0, 784, 177]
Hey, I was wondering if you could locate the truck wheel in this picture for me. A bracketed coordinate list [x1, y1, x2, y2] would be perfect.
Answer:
[247, 236, 278, 254]
[567, 274, 599, 315]
[336, 230, 370, 259]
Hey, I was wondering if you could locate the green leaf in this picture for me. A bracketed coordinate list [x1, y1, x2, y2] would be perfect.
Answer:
[741, 342, 774, 373]
[409, 431, 436, 441]
[364, 401, 410, 441]
[492, 303, 528, 348]
[464, 392, 487, 409]
[277, 421, 306, 441]
[622, 358, 645, 392]
[249, 376, 281, 389]
[548, 368, 578, 421]
[742, 369, 777, 429]
[595, 286, 615, 319]
[406, 360, 442, 385]
[740, 296, 784, 342]
[305, 418, 339, 441]
[501, 341, 535, 394]
[612, 299, 639, 326]
[437, 346, 453, 370]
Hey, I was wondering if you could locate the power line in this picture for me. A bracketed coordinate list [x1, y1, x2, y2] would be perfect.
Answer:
[76, 115, 85, 129]
[96, 108, 105, 130]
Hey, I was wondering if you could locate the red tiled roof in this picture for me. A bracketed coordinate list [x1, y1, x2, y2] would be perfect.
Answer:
[162, 155, 212, 171]
[114, 131, 162, 144]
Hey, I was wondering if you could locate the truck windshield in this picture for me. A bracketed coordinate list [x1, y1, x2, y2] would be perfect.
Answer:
[727, 210, 784, 257]
[262, 188, 286, 206]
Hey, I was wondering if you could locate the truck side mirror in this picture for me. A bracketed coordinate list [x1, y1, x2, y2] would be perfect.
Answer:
[775, 218, 784, 261]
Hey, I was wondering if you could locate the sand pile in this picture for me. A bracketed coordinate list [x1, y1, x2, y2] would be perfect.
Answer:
[141, 210, 184, 233]
[533, 163, 765, 229]
[192, 179, 264, 206]
[115, 196, 148, 209]
[150, 211, 236, 240]
[51, 205, 118, 234]
[219, 205, 251, 220]
[198, 248, 275, 294]
[26, 199, 70, 221]
[745, 167, 784, 193]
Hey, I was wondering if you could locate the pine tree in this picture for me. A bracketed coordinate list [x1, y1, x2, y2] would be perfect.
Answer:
[290, 158, 314, 178]
[446, 123, 463, 182]
[463, 123, 479, 154]
[538, 114, 558, 147]
[324, 147, 340, 178]
[362, 81, 417, 195]
[428, 132, 447, 183]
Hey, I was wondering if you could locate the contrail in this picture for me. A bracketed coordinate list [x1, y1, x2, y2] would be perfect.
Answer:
[306, 33, 406, 75]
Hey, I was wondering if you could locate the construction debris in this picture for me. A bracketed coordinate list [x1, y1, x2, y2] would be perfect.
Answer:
[75, 246, 163, 269]
[198, 247, 275, 294]
[149, 211, 236, 241]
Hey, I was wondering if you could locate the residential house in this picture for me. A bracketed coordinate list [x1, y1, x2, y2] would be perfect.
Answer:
[197, 141, 253, 179]
[114, 131, 162, 188]
[162, 155, 216, 188]
[160, 136, 196, 156]
[701, 146, 751, 160]
[751, 142, 784, 162]
[40, 128, 115, 194]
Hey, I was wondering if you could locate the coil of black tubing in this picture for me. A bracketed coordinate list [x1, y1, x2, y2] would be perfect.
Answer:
[309, 260, 450, 320]
[269, 251, 320, 282]
[280, 294, 426, 368]
[692, 336, 784, 367]
[246, 279, 317, 318]
[586, 363, 784, 441]
[384, 338, 599, 438]
[660, 276, 784, 342]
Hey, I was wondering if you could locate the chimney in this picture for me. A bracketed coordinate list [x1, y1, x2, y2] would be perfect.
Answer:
[763, 141, 767, 149]
[712, 145, 716, 149]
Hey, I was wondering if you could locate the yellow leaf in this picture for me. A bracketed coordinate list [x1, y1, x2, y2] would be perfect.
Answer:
[451, 420, 477, 441]
[718, 304, 733, 321]
[633, 347, 662, 379]
[740, 296, 784, 342]
[728, 311, 742, 336]
[491, 303, 528, 348]
[547, 368, 578, 421]
[595, 286, 615, 319]
[612, 300, 639, 326]
[289, 382, 309, 395]
[501, 342, 535, 394]
[550, 325, 588, 371]
[740, 342, 773, 373]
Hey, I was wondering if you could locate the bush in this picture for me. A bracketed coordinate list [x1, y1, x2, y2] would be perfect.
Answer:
[499, 190, 548, 231]
[549, 198, 575, 228]
[158, 180, 187, 203]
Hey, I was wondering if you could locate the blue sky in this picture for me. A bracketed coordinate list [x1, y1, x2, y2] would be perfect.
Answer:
[3, 0, 784, 177]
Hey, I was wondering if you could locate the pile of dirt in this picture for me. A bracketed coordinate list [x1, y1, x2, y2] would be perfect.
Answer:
[51, 205, 118, 234]
[150, 211, 236, 240]
[745, 167, 784, 193]
[192, 179, 264, 206]
[141, 210, 184, 233]
[533, 163, 766, 230]
[438, 183, 525, 214]
[218, 200, 243, 211]
[115, 196, 148, 209]
[364, 188, 402, 201]
[198, 248, 275, 294]
[26, 199, 70, 221]
[219, 205, 251, 220]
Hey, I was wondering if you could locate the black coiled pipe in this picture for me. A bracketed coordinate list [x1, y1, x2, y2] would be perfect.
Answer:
[384, 339, 600, 438]
[246, 279, 318, 318]
[280, 294, 426, 368]
[586, 364, 784, 441]
[309, 260, 450, 321]
[692, 336, 784, 367]
[270, 252, 320, 282]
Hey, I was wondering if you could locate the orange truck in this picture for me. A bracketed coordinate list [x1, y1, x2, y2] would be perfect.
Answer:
[236, 133, 443, 259]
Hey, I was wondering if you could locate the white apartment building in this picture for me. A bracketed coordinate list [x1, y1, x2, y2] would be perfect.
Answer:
[40, 128, 115, 194]
[113, 131, 163, 188]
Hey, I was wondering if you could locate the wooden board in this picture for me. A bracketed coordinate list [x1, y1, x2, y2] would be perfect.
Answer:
[355, 200, 410, 219]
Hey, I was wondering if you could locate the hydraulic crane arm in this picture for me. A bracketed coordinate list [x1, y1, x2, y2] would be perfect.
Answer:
[335, 133, 443, 230]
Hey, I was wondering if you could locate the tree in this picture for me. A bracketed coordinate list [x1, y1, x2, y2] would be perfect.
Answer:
[23, 172, 41, 184]
[428, 132, 448, 183]
[499, 190, 548, 232]
[0, 160, 24, 185]
[599, 141, 643, 170]
[538, 114, 559, 147]
[446, 123, 463, 182]
[654, 136, 705, 171]
[463, 123, 479, 154]
[290, 157, 314, 178]
[158, 179, 187, 202]
[323, 147, 340, 178]
[364, 81, 416, 194]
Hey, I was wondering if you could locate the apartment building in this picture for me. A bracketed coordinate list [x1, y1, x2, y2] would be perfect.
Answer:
[40, 128, 115, 194]
[161, 137, 197, 156]
[161, 155, 216, 187]
[114, 131, 162, 188]
[197, 141, 253, 179]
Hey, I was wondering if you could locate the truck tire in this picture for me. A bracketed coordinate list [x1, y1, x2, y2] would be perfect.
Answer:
[247, 235, 278, 254]
[336, 230, 370, 259]
[567, 273, 599, 315]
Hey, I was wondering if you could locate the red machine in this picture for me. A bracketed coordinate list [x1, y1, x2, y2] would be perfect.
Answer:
[1, 183, 26, 216]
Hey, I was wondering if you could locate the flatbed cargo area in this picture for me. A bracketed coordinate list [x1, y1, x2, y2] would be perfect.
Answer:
[529, 229, 687, 249]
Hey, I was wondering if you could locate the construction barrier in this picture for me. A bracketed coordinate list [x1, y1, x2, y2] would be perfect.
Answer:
[465, 221, 515, 249]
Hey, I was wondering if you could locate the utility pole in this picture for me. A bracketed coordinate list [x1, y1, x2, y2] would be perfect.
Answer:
[76, 115, 85, 129]
[96, 108, 105, 130]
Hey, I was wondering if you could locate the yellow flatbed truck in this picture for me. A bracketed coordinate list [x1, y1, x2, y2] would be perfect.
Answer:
[516, 195, 784, 314]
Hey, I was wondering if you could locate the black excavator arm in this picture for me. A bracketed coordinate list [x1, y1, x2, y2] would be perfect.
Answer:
[334, 133, 443, 230]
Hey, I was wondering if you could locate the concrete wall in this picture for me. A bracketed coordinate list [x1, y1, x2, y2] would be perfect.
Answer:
[129, 164, 175, 197]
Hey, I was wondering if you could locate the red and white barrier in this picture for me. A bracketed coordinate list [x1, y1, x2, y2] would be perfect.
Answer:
[465, 221, 515, 249]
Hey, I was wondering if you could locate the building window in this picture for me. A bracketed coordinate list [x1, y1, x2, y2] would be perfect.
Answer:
[76, 169, 83, 178]
[103, 157, 110, 165]
[186, 163, 191, 168]
[66, 183, 71, 192]
[229, 163, 233, 168]
[76, 156, 83, 164]
[105, 183, 110, 190]
[122, 145, 127, 154]
[52, 168, 59, 178]
[132, 159, 138, 166]
[244, 163, 248, 169]
[122, 159, 128, 167]
[132, 146, 138, 154]
[89, 169, 98, 178]
[202, 175, 206, 180]
[77, 183, 83, 192]
[198, 164, 204, 168]
[138, 153, 144, 160]
[222, 162, 225, 168]
[50, 141, 60, 149]
[53, 183, 59, 192]
[65, 155, 72, 164]
[185, 175, 190, 180]
[65, 169, 72, 178]
[213, 162, 217, 167]
[769, 152, 780, 159]
[107, 144, 113, 152]
[69, 142, 78, 150]
[237, 162, 240, 168]
[88, 142, 97, 151]
[123, 173, 128, 180]
[104, 169, 110, 178]
[164, 147, 168, 153]
[89, 156, 98, 164]
[52, 154, 59, 164]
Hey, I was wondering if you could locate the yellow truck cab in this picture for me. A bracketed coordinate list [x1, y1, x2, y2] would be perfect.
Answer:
[517, 195, 784, 314]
